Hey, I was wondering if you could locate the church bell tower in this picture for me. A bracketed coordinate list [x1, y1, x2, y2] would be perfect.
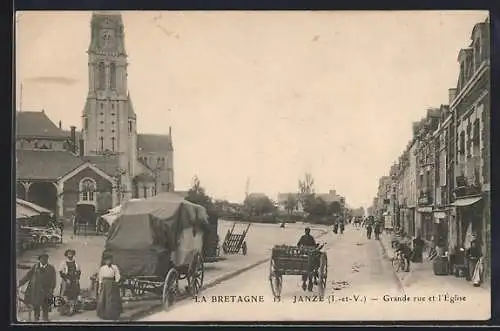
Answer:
[82, 11, 138, 198]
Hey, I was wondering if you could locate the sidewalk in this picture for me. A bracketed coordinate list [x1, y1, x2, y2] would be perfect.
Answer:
[378, 232, 490, 296]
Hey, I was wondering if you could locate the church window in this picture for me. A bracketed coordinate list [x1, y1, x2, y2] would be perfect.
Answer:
[99, 136, 104, 150]
[97, 62, 105, 90]
[110, 63, 117, 89]
[111, 137, 116, 152]
[79, 177, 97, 202]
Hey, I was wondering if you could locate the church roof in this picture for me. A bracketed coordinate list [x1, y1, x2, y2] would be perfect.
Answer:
[82, 154, 121, 176]
[17, 149, 85, 180]
[138, 133, 173, 153]
[16, 111, 69, 139]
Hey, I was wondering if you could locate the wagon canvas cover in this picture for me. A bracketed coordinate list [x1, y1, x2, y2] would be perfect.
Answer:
[101, 192, 209, 277]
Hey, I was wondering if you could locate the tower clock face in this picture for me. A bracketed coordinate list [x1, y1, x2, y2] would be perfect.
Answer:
[99, 29, 115, 49]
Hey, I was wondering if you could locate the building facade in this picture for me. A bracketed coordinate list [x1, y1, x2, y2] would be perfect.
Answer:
[16, 11, 176, 219]
[449, 19, 490, 279]
[371, 17, 490, 282]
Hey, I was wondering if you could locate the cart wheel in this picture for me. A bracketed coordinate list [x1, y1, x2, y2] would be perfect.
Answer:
[242, 242, 247, 255]
[317, 253, 328, 297]
[162, 269, 179, 309]
[269, 259, 282, 299]
[188, 253, 204, 295]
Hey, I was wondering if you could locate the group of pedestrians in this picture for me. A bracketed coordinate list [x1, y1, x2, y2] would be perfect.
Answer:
[361, 216, 382, 240]
[17, 249, 123, 322]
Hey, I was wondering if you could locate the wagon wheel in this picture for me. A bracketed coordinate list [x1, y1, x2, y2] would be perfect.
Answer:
[242, 242, 248, 255]
[187, 253, 204, 295]
[317, 253, 328, 297]
[269, 259, 282, 299]
[162, 269, 179, 309]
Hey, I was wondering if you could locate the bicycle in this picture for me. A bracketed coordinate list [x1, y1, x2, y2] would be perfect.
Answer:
[392, 251, 408, 272]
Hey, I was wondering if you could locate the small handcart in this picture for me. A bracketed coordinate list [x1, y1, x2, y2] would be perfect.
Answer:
[221, 223, 250, 255]
[269, 244, 328, 299]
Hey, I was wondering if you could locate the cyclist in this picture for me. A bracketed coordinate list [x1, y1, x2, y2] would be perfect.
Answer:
[394, 240, 412, 272]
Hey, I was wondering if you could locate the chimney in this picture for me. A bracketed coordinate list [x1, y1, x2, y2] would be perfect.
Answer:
[448, 88, 457, 104]
[70, 126, 76, 154]
[58, 121, 62, 129]
[79, 139, 84, 157]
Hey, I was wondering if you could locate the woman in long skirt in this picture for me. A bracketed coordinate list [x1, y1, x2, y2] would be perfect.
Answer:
[96, 254, 123, 320]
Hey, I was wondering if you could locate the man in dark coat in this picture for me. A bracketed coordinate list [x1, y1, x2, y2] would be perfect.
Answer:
[297, 228, 318, 291]
[18, 252, 57, 321]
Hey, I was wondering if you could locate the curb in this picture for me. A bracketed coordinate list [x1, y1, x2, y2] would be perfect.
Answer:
[377, 236, 406, 295]
[127, 228, 330, 321]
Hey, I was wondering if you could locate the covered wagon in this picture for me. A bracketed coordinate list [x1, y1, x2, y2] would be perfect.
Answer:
[97, 192, 209, 308]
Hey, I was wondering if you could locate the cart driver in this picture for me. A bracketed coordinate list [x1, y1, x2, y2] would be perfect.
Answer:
[297, 228, 322, 292]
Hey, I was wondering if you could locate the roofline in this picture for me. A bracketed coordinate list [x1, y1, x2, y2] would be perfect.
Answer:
[58, 162, 116, 185]
[17, 135, 69, 140]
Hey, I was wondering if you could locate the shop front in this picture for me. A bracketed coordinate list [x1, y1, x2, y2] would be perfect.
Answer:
[451, 195, 483, 249]
[433, 209, 448, 250]
[417, 206, 433, 241]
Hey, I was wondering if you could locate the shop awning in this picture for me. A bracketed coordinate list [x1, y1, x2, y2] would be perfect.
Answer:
[16, 205, 39, 219]
[451, 196, 482, 207]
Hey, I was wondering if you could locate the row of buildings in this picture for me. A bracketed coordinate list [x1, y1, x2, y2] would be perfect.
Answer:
[16, 12, 175, 219]
[370, 18, 490, 279]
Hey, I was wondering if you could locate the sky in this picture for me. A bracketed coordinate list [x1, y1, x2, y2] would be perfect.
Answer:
[15, 10, 488, 208]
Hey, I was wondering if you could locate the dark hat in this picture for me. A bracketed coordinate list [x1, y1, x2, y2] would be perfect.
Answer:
[64, 249, 76, 257]
[38, 252, 49, 259]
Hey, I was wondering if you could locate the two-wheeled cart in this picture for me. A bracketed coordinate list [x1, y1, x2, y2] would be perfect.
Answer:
[92, 193, 209, 309]
[269, 244, 328, 299]
[222, 223, 250, 255]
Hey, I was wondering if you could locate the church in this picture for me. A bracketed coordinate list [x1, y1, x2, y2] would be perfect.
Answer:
[16, 11, 175, 219]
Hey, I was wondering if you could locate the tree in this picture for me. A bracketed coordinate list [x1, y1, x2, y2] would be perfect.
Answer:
[328, 201, 342, 215]
[186, 175, 213, 209]
[284, 194, 298, 214]
[308, 197, 328, 216]
[298, 173, 315, 213]
[244, 194, 276, 216]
